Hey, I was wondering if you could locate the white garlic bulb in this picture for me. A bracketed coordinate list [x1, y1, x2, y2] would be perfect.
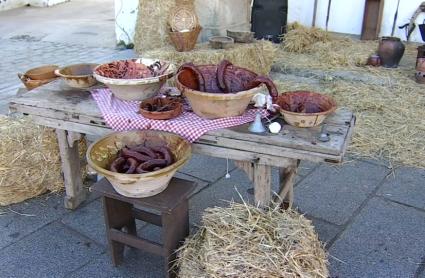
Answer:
[268, 122, 282, 134]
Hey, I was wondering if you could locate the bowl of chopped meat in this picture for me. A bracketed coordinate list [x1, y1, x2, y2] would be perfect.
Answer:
[93, 58, 176, 101]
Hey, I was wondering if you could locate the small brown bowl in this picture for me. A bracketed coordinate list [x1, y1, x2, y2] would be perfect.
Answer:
[209, 36, 234, 49]
[18, 74, 57, 91]
[55, 63, 98, 88]
[139, 97, 183, 120]
[21, 65, 59, 80]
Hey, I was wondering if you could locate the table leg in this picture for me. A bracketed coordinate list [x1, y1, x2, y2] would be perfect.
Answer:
[235, 160, 272, 207]
[56, 129, 86, 210]
[276, 159, 300, 209]
[253, 163, 272, 207]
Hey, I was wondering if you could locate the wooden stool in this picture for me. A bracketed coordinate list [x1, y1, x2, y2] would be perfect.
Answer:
[91, 177, 196, 278]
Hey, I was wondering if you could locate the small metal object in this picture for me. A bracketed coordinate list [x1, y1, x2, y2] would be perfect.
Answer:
[317, 124, 330, 142]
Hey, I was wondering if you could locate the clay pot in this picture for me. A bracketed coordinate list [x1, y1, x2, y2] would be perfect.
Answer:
[377, 37, 405, 68]
[366, 54, 381, 67]
[139, 97, 183, 120]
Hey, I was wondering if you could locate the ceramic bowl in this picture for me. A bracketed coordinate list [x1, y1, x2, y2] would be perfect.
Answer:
[55, 63, 98, 88]
[276, 91, 337, 127]
[93, 58, 176, 101]
[139, 97, 183, 120]
[87, 130, 191, 198]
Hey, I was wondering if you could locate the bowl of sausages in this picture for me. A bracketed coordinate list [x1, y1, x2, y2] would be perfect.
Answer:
[175, 60, 278, 119]
[93, 58, 176, 101]
[87, 130, 191, 198]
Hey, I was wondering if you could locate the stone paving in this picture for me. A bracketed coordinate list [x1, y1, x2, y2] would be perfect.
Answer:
[0, 36, 119, 114]
[1, 154, 424, 278]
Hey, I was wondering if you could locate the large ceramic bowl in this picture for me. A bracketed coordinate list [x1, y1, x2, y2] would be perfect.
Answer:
[276, 91, 337, 128]
[176, 64, 264, 119]
[87, 130, 191, 198]
[93, 58, 176, 101]
[55, 63, 98, 88]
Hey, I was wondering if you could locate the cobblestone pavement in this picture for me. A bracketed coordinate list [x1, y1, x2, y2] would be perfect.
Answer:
[0, 36, 119, 114]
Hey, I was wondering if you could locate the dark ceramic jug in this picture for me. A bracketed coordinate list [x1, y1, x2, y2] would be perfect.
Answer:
[377, 37, 405, 68]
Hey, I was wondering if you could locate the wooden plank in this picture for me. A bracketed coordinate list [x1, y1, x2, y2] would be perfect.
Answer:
[197, 134, 343, 162]
[361, 0, 385, 40]
[208, 122, 349, 156]
[192, 144, 299, 166]
[109, 228, 163, 256]
[56, 129, 86, 209]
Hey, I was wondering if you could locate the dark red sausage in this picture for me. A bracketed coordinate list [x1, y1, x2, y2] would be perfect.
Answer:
[129, 145, 156, 158]
[110, 157, 126, 172]
[247, 76, 279, 102]
[178, 63, 206, 91]
[121, 147, 151, 162]
[135, 164, 148, 174]
[217, 60, 233, 93]
[124, 158, 138, 174]
[139, 159, 168, 171]
[151, 146, 174, 165]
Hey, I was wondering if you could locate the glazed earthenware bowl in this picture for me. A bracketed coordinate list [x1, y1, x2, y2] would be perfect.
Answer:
[276, 91, 337, 127]
[93, 58, 176, 101]
[55, 63, 98, 88]
[21, 65, 59, 80]
[139, 97, 183, 120]
[87, 130, 191, 198]
[176, 64, 263, 119]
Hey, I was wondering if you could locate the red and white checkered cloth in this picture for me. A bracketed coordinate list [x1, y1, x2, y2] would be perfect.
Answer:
[91, 88, 265, 142]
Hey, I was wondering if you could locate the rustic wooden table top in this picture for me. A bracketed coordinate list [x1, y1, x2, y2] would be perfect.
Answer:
[10, 80, 355, 164]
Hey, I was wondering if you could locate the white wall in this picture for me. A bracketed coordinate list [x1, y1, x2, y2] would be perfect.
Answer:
[117, 0, 425, 44]
[114, 0, 138, 45]
[288, 0, 425, 42]
[0, 0, 68, 11]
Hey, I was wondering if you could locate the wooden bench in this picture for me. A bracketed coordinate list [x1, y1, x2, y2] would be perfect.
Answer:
[9, 80, 355, 209]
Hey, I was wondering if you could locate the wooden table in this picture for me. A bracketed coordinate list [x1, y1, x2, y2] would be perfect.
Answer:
[9, 80, 355, 210]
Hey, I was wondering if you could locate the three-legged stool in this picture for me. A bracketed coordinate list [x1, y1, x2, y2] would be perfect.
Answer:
[91, 177, 196, 278]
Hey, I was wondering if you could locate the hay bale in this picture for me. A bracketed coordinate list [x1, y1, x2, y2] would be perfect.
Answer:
[0, 116, 86, 206]
[134, 0, 195, 52]
[279, 23, 378, 68]
[282, 22, 331, 53]
[144, 41, 277, 75]
[177, 203, 328, 278]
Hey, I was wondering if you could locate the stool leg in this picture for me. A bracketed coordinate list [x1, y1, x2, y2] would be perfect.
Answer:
[161, 200, 189, 278]
[102, 196, 137, 266]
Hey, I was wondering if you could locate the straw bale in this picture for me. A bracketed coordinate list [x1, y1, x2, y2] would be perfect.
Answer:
[144, 40, 277, 75]
[0, 116, 86, 206]
[177, 202, 328, 278]
[282, 22, 331, 53]
[134, 0, 195, 52]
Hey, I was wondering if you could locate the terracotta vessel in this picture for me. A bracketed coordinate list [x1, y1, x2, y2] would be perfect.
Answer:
[366, 54, 381, 67]
[55, 63, 98, 88]
[176, 64, 264, 119]
[276, 91, 337, 128]
[377, 37, 405, 68]
[139, 97, 183, 120]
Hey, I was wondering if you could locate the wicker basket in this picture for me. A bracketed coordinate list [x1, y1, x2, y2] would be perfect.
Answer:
[169, 26, 201, 52]
[169, 5, 199, 32]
